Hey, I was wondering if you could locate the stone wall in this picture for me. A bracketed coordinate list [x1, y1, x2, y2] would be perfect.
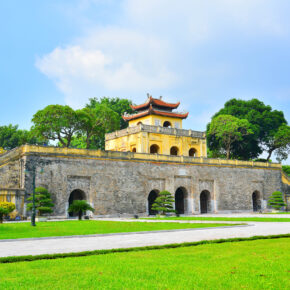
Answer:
[0, 146, 284, 217]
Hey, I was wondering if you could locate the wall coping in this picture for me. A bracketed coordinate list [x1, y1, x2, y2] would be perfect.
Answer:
[0, 145, 281, 170]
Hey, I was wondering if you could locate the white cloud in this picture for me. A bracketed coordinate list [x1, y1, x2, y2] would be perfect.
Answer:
[36, 0, 289, 108]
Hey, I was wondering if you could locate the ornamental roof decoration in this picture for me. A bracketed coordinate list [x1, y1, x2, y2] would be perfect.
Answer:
[123, 94, 188, 121]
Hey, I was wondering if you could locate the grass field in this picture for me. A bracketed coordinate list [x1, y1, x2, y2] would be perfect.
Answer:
[143, 216, 290, 222]
[0, 220, 235, 240]
[0, 238, 289, 289]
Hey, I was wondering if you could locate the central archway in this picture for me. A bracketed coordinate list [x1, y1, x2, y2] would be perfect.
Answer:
[68, 189, 86, 217]
[148, 190, 159, 215]
[150, 144, 160, 154]
[200, 190, 210, 214]
[252, 191, 261, 212]
[170, 146, 179, 156]
[175, 187, 187, 214]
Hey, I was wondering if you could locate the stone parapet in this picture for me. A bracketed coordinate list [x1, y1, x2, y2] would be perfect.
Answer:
[0, 145, 281, 170]
[105, 124, 205, 140]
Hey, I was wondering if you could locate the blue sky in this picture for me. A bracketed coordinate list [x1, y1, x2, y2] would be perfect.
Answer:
[0, 0, 289, 160]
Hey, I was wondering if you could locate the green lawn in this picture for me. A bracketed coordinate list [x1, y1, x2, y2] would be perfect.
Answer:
[0, 238, 289, 289]
[143, 216, 290, 222]
[0, 220, 235, 240]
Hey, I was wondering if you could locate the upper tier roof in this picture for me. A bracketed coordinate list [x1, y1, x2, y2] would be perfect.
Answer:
[123, 105, 189, 121]
[130, 96, 180, 111]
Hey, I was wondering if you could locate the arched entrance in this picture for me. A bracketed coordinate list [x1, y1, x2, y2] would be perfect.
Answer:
[252, 191, 261, 212]
[150, 144, 160, 154]
[189, 148, 196, 157]
[175, 187, 187, 214]
[68, 189, 86, 217]
[170, 146, 179, 156]
[163, 121, 172, 128]
[148, 190, 159, 215]
[200, 190, 210, 214]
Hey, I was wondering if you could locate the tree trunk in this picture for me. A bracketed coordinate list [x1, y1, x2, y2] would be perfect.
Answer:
[226, 146, 230, 159]
[0, 214, 3, 223]
[78, 211, 82, 220]
[266, 149, 274, 161]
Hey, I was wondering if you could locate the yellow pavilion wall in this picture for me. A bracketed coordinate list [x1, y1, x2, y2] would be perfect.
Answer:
[129, 115, 183, 129]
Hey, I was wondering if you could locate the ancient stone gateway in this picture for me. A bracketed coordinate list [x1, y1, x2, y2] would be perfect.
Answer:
[0, 145, 288, 217]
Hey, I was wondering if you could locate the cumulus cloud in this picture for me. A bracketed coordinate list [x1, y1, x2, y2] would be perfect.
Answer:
[36, 0, 289, 108]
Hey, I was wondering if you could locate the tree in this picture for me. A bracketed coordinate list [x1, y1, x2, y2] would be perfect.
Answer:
[0, 124, 42, 150]
[208, 115, 253, 159]
[68, 200, 94, 220]
[268, 191, 286, 211]
[263, 124, 290, 161]
[282, 165, 290, 176]
[151, 191, 175, 215]
[207, 98, 287, 160]
[26, 187, 54, 216]
[0, 202, 15, 223]
[76, 104, 119, 149]
[31, 105, 80, 147]
[86, 97, 135, 129]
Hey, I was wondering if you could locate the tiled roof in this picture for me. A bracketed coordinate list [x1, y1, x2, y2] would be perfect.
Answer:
[130, 96, 180, 110]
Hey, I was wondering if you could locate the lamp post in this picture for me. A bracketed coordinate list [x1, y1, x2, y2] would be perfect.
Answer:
[31, 165, 36, 227]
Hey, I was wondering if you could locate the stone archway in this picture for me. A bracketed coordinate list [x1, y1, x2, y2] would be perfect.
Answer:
[189, 148, 196, 157]
[68, 189, 86, 217]
[200, 190, 210, 214]
[170, 146, 179, 156]
[252, 191, 261, 212]
[150, 144, 160, 154]
[175, 187, 187, 214]
[148, 190, 159, 215]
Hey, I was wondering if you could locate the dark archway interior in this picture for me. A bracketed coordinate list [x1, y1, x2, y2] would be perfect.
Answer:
[148, 190, 158, 215]
[150, 144, 159, 154]
[132, 148, 136, 152]
[170, 146, 179, 156]
[200, 190, 210, 214]
[175, 187, 186, 214]
[252, 191, 261, 212]
[189, 148, 196, 157]
[163, 121, 172, 128]
[68, 189, 86, 217]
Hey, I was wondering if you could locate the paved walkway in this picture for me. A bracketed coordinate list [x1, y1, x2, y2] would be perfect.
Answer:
[0, 221, 289, 257]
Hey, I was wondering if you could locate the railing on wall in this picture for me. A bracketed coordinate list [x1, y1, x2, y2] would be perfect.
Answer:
[105, 124, 205, 140]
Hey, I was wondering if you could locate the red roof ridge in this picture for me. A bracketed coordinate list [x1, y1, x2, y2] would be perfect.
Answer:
[130, 95, 180, 110]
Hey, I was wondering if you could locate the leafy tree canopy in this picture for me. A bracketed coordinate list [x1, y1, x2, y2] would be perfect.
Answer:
[0, 124, 41, 150]
[282, 165, 290, 176]
[208, 115, 253, 159]
[68, 200, 94, 220]
[31, 105, 80, 148]
[207, 98, 287, 160]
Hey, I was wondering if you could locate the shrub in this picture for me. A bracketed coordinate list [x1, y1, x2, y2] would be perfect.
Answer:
[0, 202, 16, 223]
[26, 187, 54, 216]
[268, 191, 286, 211]
[282, 165, 290, 176]
[151, 191, 175, 215]
[68, 200, 94, 220]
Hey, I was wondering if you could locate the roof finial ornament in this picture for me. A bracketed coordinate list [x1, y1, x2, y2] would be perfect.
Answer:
[159, 96, 162, 100]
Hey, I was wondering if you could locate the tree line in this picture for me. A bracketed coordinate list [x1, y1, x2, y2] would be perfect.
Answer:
[0, 97, 289, 162]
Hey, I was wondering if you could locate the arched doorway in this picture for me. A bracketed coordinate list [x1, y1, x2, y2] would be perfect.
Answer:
[148, 190, 159, 215]
[150, 144, 160, 154]
[252, 191, 261, 212]
[200, 190, 210, 214]
[68, 189, 86, 217]
[189, 148, 196, 157]
[132, 147, 136, 152]
[163, 121, 172, 128]
[170, 146, 179, 156]
[175, 187, 187, 214]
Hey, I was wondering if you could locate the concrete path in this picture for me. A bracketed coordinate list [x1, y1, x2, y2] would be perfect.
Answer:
[0, 221, 289, 258]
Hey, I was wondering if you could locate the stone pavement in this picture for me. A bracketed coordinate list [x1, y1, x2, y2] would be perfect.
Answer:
[0, 220, 289, 258]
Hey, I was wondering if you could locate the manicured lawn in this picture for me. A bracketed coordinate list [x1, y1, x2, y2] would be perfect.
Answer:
[0, 220, 235, 240]
[0, 238, 289, 289]
[143, 216, 290, 222]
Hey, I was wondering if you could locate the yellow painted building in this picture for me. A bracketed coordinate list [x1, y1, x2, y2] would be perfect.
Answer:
[105, 95, 207, 157]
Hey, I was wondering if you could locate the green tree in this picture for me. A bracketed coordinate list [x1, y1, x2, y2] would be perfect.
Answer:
[0, 202, 15, 223]
[208, 115, 253, 159]
[68, 200, 94, 220]
[26, 187, 54, 216]
[267, 191, 286, 211]
[263, 124, 290, 161]
[76, 104, 119, 149]
[282, 165, 290, 176]
[151, 191, 175, 215]
[207, 98, 287, 160]
[0, 124, 42, 150]
[31, 105, 80, 147]
[86, 97, 135, 129]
